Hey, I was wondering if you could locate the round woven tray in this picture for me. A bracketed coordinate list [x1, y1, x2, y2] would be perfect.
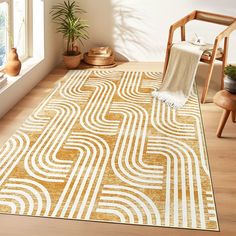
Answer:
[81, 61, 117, 69]
[84, 53, 115, 66]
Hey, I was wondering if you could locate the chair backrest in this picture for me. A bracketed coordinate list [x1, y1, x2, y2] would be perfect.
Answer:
[196, 11, 236, 26]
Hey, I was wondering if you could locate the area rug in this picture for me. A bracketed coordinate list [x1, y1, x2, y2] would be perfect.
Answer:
[0, 70, 219, 231]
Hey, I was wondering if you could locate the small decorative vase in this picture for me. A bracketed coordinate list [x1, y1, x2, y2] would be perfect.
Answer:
[5, 48, 22, 76]
[224, 75, 236, 94]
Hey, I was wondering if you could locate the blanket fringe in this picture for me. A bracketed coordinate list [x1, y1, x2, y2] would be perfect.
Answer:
[152, 91, 186, 109]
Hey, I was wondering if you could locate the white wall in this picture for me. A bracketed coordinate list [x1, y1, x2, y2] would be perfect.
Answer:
[79, 0, 236, 62]
[0, 0, 63, 118]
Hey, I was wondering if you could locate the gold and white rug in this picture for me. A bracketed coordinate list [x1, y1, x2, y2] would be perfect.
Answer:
[0, 70, 218, 231]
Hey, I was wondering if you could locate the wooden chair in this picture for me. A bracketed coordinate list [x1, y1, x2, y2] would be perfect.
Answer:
[163, 10, 236, 103]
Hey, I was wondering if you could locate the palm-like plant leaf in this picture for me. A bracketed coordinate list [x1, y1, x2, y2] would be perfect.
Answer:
[50, 0, 89, 55]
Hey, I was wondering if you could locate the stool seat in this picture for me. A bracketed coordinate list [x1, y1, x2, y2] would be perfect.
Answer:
[213, 90, 236, 138]
[213, 90, 236, 111]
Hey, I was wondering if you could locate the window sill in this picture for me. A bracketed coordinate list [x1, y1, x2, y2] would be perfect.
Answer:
[0, 56, 44, 95]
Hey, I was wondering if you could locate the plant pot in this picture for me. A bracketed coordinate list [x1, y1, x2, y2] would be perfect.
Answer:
[5, 48, 21, 76]
[63, 52, 81, 69]
[224, 75, 236, 94]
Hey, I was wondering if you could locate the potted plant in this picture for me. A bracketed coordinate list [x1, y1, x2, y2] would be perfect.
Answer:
[50, 0, 89, 69]
[224, 65, 236, 94]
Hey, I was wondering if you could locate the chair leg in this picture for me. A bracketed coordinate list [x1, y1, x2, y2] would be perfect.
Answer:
[201, 41, 219, 104]
[221, 37, 229, 90]
[201, 61, 215, 104]
[217, 109, 230, 138]
[163, 48, 171, 81]
[232, 111, 236, 123]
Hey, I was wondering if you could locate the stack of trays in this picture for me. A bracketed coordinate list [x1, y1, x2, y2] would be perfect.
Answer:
[84, 47, 115, 66]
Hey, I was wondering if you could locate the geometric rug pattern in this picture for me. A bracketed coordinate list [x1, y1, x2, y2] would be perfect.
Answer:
[0, 70, 218, 231]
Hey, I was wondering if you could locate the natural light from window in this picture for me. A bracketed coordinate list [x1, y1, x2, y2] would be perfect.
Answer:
[0, 0, 28, 68]
[0, 2, 7, 67]
[13, 0, 27, 60]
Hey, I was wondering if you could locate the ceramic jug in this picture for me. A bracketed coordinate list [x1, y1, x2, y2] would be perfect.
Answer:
[5, 48, 21, 76]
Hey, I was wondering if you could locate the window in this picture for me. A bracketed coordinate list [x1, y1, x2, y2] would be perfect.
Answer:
[13, 0, 28, 60]
[0, 0, 29, 67]
[0, 1, 8, 67]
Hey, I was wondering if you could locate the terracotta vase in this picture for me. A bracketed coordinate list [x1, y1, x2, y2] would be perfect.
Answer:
[5, 48, 22, 76]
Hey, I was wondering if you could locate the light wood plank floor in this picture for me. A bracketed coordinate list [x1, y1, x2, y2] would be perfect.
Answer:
[0, 62, 235, 236]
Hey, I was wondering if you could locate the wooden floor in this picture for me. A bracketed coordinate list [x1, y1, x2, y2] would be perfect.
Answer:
[0, 62, 235, 236]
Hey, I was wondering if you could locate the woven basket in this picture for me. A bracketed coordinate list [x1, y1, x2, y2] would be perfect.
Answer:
[84, 53, 115, 66]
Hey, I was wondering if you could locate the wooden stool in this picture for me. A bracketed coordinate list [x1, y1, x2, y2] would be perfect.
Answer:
[213, 90, 236, 138]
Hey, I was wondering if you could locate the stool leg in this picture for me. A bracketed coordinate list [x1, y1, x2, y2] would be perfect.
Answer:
[232, 111, 236, 123]
[217, 110, 230, 138]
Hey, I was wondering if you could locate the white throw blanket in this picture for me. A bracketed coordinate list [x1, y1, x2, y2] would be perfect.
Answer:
[152, 41, 203, 109]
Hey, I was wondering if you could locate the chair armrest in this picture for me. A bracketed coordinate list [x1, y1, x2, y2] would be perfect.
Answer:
[216, 21, 236, 42]
[170, 11, 197, 32]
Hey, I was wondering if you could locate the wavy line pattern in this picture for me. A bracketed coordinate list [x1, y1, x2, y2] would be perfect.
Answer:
[97, 185, 161, 225]
[118, 71, 152, 103]
[0, 70, 218, 231]
[80, 79, 120, 135]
